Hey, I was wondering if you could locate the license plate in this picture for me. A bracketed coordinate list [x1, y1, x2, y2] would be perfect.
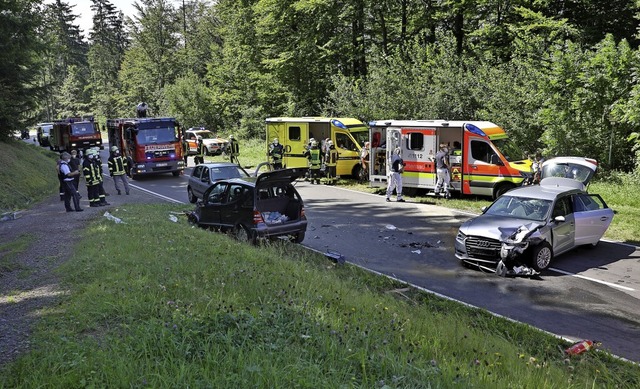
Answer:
[156, 163, 168, 167]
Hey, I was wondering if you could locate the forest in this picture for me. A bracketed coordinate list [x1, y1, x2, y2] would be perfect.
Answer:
[2, 0, 640, 174]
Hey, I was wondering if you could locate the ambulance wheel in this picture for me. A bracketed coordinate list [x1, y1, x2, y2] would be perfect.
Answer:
[351, 164, 361, 179]
[531, 242, 553, 271]
[493, 183, 515, 199]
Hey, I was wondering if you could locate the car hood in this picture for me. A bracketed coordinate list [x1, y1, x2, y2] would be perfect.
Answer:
[459, 215, 545, 241]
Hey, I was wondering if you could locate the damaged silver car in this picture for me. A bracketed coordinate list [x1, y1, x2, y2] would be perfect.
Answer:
[455, 157, 614, 273]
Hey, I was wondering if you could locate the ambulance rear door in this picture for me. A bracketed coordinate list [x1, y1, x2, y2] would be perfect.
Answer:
[402, 127, 437, 189]
[282, 122, 309, 169]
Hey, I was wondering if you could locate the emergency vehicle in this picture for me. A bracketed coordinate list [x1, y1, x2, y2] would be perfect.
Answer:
[107, 117, 185, 179]
[265, 117, 368, 177]
[368, 120, 526, 199]
[50, 116, 103, 152]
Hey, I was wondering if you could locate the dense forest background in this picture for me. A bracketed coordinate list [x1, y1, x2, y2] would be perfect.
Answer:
[2, 0, 640, 173]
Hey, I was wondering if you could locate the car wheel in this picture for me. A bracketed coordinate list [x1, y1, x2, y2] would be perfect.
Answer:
[172, 171, 180, 177]
[531, 242, 553, 271]
[187, 187, 197, 203]
[233, 224, 256, 245]
[292, 231, 305, 243]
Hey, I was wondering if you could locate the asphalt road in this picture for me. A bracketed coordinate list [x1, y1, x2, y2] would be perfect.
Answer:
[43, 141, 640, 363]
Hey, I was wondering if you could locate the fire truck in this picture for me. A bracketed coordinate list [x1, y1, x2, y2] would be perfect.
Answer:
[265, 117, 368, 177]
[107, 117, 185, 179]
[50, 116, 103, 152]
[368, 120, 527, 199]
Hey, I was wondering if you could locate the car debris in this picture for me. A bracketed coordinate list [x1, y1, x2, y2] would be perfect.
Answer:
[495, 223, 542, 277]
[325, 250, 345, 264]
[103, 211, 124, 224]
[564, 339, 599, 356]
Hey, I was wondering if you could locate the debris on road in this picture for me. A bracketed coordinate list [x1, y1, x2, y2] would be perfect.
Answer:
[564, 339, 599, 356]
[103, 211, 124, 224]
[325, 250, 345, 264]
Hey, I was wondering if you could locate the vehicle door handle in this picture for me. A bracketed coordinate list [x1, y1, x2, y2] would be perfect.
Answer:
[471, 165, 478, 170]
[600, 216, 609, 221]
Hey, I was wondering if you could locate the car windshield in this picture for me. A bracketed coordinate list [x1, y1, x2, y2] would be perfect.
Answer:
[542, 162, 594, 184]
[197, 131, 216, 139]
[210, 166, 244, 180]
[485, 196, 552, 221]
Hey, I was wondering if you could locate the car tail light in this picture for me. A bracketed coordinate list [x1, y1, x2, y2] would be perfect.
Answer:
[253, 210, 264, 225]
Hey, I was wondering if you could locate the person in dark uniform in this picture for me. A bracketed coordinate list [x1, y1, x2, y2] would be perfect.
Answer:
[434, 143, 451, 198]
[182, 137, 189, 166]
[83, 150, 101, 207]
[136, 102, 148, 118]
[227, 135, 240, 164]
[59, 152, 83, 212]
[92, 148, 110, 205]
[69, 150, 82, 197]
[194, 136, 205, 165]
[108, 146, 130, 195]
[324, 140, 339, 185]
[269, 138, 284, 170]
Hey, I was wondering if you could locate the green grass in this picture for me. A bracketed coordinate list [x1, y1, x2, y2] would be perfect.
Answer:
[1, 204, 638, 388]
[0, 234, 32, 274]
[0, 139, 59, 211]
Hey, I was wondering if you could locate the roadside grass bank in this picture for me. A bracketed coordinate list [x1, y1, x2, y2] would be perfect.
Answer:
[1, 204, 638, 387]
[0, 140, 58, 212]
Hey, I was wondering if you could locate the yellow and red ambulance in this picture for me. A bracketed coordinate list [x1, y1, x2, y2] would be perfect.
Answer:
[368, 120, 527, 199]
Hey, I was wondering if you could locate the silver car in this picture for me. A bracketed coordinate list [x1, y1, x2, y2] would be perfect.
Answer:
[187, 162, 250, 203]
[455, 158, 614, 272]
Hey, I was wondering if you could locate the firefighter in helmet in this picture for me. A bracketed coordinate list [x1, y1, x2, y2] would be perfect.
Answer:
[227, 135, 240, 164]
[269, 137, 284, 170]
[324, 140, 339, 185]
[194, 136, 205, 165]
[108, 146, 130, 195]
[303, 140, 324, 184]
[83, 149, 101, 207]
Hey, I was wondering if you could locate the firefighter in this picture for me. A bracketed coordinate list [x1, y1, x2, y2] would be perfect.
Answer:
[386, 147, 406, 202]
[269, 138, 284, 170]
[182, 136, 189, 166]
[92, 148, 110, 206]
[69, 150, 82, 195]
[303, 140, 324, 184]
[324, 140, 339, 185]
[108, 146, 130, 195]
[194, 136, 205, 165]
[227, 135, 240, 164]
[59, 152, 83, 212]
[83, 149, 101, 207]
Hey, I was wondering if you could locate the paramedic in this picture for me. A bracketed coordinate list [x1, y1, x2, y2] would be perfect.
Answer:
[434, 143, 451, 198]
[386, 147, 405, 202]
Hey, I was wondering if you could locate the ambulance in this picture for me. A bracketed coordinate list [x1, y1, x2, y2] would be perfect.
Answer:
[265, 117, 367, 177]
[368, 120, 526, 199]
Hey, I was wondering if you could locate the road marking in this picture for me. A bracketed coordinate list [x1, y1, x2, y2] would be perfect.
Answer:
[128, 184, 185, 204]
[549, 267, 635, 291]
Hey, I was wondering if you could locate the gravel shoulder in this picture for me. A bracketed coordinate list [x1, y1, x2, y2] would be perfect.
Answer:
[0, 187, 164, 367]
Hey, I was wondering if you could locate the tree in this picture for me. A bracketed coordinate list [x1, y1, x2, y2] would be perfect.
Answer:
[0, 0, 43, 139]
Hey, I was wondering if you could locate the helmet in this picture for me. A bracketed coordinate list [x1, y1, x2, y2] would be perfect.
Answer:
[273, 138, 279, 144]
[197, 136, 203, 141]
[394, 147, 401, 155]
[326, 140, 333, 147]
[111, 146, 119, 152]
[311, 140, 318, 147]
[229, 135, 235, 139]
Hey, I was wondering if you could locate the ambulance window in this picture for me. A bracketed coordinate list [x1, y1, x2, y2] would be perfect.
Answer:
[289, 126, 301, 141]
[407, 133, 423, 150]
[470, 140, 498, 164]
[336, 133, 356, 151]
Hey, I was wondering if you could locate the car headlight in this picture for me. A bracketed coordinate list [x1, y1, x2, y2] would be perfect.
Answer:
[456, 230, 466, 241]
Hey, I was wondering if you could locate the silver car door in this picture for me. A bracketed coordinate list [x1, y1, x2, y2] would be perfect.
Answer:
[550, 196, 575, 254]
[573, 193, 614, 245]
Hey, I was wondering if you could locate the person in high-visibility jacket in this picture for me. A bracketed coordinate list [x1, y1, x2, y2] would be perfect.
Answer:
[83, 149, 102, 207]
[269, 138, 284, 170]
[324, 140, 339, 185]
[92, 148, 110, 206]
[227, 135, 240, 164]
[194, 136, 205, 165]
[182, 137, 189, 166]
[303, 140, 324, 185]
[108, 146, 130, 195]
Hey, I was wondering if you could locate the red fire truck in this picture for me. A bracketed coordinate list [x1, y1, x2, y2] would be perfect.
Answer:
[50, 116, 103, 152]
[107, 117, 185, 179]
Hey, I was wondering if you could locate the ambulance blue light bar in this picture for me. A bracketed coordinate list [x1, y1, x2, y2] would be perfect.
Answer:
[331, 119, 347, 129]
[464, 123, 486, 137]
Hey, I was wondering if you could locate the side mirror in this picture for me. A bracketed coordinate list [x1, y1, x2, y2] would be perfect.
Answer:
[481, 206, 488, 213]
[553, 215, 565, 223]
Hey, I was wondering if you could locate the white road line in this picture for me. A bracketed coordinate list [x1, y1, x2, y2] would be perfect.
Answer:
[549, 267, 636, 292]
[128, 184, 185, 204]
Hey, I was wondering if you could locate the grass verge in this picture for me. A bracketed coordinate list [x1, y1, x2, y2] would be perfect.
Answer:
[1, 204, 637, 387]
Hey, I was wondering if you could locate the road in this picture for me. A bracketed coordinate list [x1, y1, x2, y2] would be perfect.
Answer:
[42, 140, 640, 363]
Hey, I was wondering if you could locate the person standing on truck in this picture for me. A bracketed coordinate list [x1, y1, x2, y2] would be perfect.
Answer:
[386, 147, 406, 202]
[324, 140, 339, 185]
[304, 140, 324, 184]
[108, 146, 130, 195]
[59, 152, 83, 212]
[136, 102, 148, 118]
[269, 138, 284, 170]
[434, 143, 451, 199]
[227, 135, 240, 164]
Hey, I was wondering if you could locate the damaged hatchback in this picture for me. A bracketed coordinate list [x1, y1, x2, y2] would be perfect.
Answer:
[187, 168, 307, 244]
[455, 174, 614, 272]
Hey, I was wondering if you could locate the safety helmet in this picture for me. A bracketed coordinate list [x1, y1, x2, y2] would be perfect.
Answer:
[197, 136, 203, 141]
[273, 138, 279, 144]
[326, 140, 333, 147]
[394, 147, 401, 155]
[311, 140, 318, 147]
[111, 146, 119, 152]
[229, 135, 235, 139]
